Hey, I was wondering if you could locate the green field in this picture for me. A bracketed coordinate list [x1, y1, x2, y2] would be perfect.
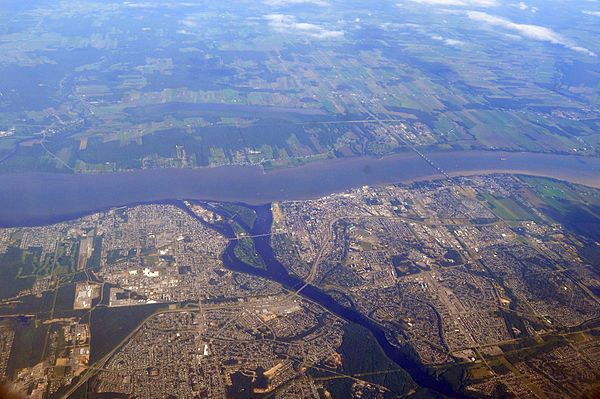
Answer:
[481, 193, 535, 221]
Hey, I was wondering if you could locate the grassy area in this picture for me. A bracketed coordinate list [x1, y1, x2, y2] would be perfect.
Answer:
[5, 317, 49, 378]
[90, 304, 166, 363]
[86, 236, 103, 270]
[234, 237, 266, 270]
[521, 177, 600, 241]
[0, 247, 37, 299]
[320, 323, 415, 397]
[481, 193, 535, 221]
[220, 203, 257, 230]
[522, 177, 579, 211]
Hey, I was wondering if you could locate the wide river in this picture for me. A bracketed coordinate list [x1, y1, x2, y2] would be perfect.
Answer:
[1, 150, 599, 226]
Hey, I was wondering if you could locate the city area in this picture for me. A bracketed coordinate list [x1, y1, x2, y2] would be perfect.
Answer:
[0, 173, 598, 398]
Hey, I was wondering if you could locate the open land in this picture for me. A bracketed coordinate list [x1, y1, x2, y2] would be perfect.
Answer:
[0, 1, 599, 174]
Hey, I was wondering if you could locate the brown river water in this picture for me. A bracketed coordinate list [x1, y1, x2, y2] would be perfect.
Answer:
[0, 150, 598, 227]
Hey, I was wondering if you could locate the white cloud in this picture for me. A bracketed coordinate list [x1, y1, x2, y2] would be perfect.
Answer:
[180, 18, 198, 28]
[431, 34, 465, 46]
[264, 0, 330, 6]
[380, 22, 421, 31]
[408, 0, 498, 7]
[379, 22, 464, 46]
[583, 10, 600, 16]
[124, 2, 197, 8]
[467, 11, 596, 56]
[511, 2, 537, 12]
[265, 14, 344, 39]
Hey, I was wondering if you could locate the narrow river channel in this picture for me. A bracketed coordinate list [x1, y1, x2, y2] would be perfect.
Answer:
[183, 201, 462, 398]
